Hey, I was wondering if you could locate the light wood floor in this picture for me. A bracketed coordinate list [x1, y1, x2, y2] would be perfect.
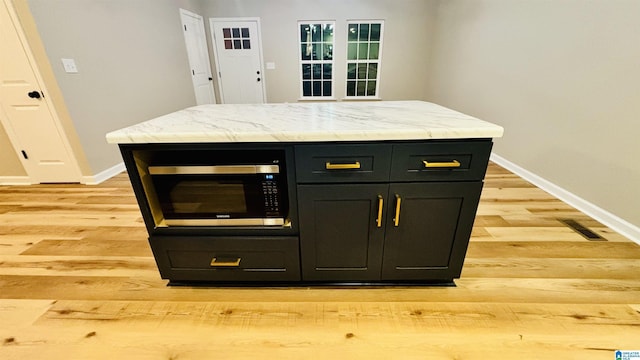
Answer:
[1, 163, 639, 359]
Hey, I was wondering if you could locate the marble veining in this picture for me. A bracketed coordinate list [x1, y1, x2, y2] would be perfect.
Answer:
[105, 101, 504, 144]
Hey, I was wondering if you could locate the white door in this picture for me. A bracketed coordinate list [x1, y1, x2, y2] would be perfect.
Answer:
[0, 0, 81, 183]
[210, 19, 265, 104]
[180, 9, 215, 105]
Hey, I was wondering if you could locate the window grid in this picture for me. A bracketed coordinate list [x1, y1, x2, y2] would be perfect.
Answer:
[222, 27, 251, 50]
[298, 21, 334, 98]
[346, 21, 383, 98]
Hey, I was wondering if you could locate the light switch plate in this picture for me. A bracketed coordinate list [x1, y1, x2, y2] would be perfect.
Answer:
[61, 58, 78, 73]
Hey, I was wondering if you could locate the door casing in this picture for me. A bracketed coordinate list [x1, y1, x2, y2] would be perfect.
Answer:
[209, 17, 266, 104]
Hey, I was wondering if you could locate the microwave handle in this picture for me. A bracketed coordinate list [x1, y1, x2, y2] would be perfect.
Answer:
[148, 165, 279, 175]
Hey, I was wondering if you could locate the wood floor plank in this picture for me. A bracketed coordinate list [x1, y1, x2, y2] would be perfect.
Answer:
[34, 300, 640, 329]
[1, 275, 639, 304]
[476, 203, 535, 216]
[0, 213, 142, 227]
[483, 226, 615, 242]
[481, 187, 560, 201]
[0, 163, 638, 359]
[0, 235, 47, 255]
[21, 239, 152, 257]
[0, 299, 54, 328]
[499, 214, 604, 227]
[467, 241, 640, 259]
[462, 258, 640, 279]
[0, 255, 157, 277]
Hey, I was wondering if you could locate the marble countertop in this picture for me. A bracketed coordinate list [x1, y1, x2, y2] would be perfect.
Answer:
[105, 101, 503, 144]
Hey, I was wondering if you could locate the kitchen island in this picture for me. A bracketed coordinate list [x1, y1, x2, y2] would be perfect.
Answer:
[107, 101, 503, 285]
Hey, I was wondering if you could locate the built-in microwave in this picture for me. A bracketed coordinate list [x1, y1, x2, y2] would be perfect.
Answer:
[133, 148, 289, 228]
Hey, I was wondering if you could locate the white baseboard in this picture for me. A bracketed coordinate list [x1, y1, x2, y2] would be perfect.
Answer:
[81, 162, 125, 185]
[490, 153, 640, 245]
[0, 176, 33, 185]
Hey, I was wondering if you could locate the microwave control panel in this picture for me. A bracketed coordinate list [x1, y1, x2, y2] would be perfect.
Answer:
[261, 175, 280, 214]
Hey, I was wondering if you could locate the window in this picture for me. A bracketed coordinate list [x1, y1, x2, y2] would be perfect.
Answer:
[346, 21, 384, 98]
[221, 27, 251, 50]
[298, 22, 334, 98]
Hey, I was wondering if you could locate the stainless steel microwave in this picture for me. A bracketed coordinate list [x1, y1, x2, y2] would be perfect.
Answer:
[137, 154, 289, 227]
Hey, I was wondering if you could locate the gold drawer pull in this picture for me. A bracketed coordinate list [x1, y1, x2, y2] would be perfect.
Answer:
[325, 161, 361, 170]
[376, 195, 384, 228]
[423, 160, 461, 168]
[210, 257, 241, 267]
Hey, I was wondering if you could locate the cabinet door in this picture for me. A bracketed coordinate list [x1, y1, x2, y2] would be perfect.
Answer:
[297, 184, 387, 281]
[381, 182, 483, 281]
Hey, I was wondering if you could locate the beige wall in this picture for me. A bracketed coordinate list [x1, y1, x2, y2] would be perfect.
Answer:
[427, 0, 640, 228]
[24, 0, 201, 174]
[202, 0, 437, 103]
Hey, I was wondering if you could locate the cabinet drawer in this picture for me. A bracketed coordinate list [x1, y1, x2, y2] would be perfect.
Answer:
[390, 141, 492, 182]
[295, 144, 392, 183]
[150, 236, 300, 282]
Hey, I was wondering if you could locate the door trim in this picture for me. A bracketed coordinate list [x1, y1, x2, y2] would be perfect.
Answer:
[209, 17, 266, 103]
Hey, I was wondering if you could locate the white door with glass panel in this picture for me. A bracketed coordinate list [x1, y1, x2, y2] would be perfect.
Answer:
[210, 19, 265, 104]
[180, 9, 215, 105]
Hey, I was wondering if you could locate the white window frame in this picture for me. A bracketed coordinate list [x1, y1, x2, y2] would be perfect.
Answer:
[344, 20, 384, 99]
[297, 21, 336, 100]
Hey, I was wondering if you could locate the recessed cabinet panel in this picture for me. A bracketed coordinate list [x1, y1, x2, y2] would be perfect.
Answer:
[387, 197, 462, 267]
[297, 184, 387, 281]
[313, 199, 372, 268]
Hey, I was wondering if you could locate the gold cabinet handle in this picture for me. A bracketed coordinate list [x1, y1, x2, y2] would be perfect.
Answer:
[210, 257, 241, 267]
[393, 194, 401, 227]
[325, 161, 361, 170]
[376, 195, 383, 228]
[423, 160, 461, 168]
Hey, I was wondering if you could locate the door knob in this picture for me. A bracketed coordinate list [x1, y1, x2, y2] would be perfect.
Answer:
[28, 91, 42, 99]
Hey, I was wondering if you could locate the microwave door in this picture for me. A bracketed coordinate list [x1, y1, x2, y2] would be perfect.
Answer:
[149, 169, 285, 226]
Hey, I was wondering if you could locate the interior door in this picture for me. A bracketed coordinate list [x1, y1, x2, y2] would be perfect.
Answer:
[0, 0, 81, 183]
[180, 9, 215, 105]
[210, 19, 265, 104]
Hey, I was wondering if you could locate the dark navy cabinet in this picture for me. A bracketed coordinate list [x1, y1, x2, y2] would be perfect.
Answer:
[295, 140, 492, 284]
[121, 139, 492, 285]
